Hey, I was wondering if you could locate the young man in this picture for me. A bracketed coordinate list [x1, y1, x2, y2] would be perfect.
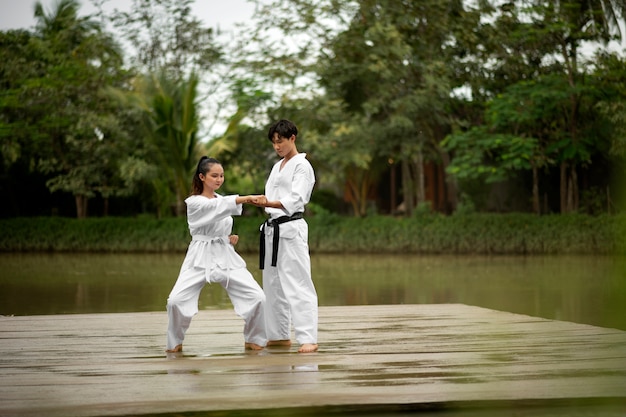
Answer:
[258, 119, 318, 353]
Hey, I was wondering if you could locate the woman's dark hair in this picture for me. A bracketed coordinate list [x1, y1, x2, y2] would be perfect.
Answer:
[191, 156, 221, 195]
[268, 119, 298, 141]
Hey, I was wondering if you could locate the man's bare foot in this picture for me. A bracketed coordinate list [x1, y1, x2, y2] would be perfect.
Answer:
[266, 339, 292, 347]
[165, 344, 183, 353]
[245, 342, 264, 350]
[298, 343, 318, 353]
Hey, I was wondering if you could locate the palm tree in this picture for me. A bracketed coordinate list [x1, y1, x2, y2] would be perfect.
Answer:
[34, 0, 94, 39]
[143, 72, 202, 216]
[34, 0, 121, 62]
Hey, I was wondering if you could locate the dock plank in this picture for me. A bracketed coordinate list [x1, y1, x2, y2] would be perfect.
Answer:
[1, 304, 625, 417]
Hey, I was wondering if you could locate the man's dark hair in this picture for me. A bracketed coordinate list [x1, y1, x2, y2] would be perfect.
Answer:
[268, 119, 298, 141]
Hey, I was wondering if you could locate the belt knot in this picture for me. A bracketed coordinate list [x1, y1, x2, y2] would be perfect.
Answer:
[259, 212, 304, 269]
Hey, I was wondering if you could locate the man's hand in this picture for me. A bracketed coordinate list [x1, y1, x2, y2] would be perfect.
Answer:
[248, 195, 268, 206]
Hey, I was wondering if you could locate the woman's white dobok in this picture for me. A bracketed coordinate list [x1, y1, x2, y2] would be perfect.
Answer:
[166, 194, 267, 351]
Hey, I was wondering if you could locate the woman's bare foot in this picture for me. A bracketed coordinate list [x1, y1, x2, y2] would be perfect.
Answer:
[298, 343, 318, 353]
[165, 344, 183, 353]
[266, 339, 292, 347]
[245, 342, 264, 350]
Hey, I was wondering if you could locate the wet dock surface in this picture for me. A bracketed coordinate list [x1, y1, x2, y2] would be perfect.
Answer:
[1, 304, 625, 417]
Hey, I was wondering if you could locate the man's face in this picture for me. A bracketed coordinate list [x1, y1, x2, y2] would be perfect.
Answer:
[271, 133, 296, 159]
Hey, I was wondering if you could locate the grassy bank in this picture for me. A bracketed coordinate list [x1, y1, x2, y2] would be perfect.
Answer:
[1, 213, 624, 255]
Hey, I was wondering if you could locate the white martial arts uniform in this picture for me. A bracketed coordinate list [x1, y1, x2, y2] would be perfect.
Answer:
[166, 194, 267, 350]
[261, 153, 318, 345]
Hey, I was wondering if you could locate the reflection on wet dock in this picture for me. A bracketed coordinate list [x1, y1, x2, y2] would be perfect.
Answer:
[1, 304, 625, 417]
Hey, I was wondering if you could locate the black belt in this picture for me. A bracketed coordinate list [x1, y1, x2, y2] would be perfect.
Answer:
[259, 212, 304, 269]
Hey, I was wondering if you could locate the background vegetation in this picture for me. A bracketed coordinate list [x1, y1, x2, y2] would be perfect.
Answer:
[1, 0, 625, 225]
[1, 212, 623, 254]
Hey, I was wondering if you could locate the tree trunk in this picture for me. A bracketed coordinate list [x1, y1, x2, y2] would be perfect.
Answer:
[75, 195, 88, 218]
[401, 159, 414, 216]
[359, 175, 369, 216]
[560, 162, 568, 213]
[414, 150, 425, 207]
[390, 163, 397, 214]
[345, 167, 370, 217]
[345, 178, 358, 216]
[439, 150, 457, 213]
[569, 164, 578, 212]
[560, 162, 579, 213]
[532, 164, 539, 215]
[348, 183, 361, 216]
[175, 191, 185, 217]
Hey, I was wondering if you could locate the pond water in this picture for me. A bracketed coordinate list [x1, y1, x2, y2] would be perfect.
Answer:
[1, 253, 624, 330]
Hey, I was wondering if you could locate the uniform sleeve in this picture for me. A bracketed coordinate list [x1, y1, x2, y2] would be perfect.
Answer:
[186, 195, 242, 229]
[280, 161, 315, 215]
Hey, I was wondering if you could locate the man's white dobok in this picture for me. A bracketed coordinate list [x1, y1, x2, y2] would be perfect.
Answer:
[261, 153, 318, 345]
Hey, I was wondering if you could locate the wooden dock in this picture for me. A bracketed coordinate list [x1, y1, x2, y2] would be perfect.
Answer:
[1, 304, 625, 417]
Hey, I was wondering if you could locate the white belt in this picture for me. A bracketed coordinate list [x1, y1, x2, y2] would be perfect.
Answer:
[192, 235, 228, 244]
[190, 235, 230, 286]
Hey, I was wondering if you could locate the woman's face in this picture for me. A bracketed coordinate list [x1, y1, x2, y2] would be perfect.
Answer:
[199, 163, 224, 192]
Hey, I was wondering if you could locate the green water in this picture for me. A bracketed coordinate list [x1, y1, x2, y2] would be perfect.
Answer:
[1, 253, 624, 330]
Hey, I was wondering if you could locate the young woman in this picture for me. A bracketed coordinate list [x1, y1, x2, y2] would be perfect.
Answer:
[166, 156, 267, 353]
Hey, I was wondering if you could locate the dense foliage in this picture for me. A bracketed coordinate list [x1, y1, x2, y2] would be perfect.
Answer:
[1, 0, 625, 219]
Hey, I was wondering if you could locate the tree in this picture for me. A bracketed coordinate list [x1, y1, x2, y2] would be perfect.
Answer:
[120, 72, 202, 216]
[526, 0, 626, 212]
[309, 0, 472, 215]
[206, 78, 273, 195]
[103, 0, 222, 78]
[441, 0, 626, 214]
[443, 75, 596, 214]
[102, 0, 227, 138]
[98, 0, 229, 215]
[594, 52, 626, 160]
[35, 0, 130, 217]
[0, 0, 133, 218]
[0, 30, 46, 172]
[0, 29, 53, 216]
[240, 0, 466, 215]
[306, 109, 382, 217]
[590, 51, 626, 212]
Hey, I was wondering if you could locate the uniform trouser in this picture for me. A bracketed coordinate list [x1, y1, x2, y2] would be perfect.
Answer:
[262, 232, 318, 344]
[166, 266, 267, 350]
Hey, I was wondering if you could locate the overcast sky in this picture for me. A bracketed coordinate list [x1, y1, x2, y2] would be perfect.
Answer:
[0, 0, 255, 33]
